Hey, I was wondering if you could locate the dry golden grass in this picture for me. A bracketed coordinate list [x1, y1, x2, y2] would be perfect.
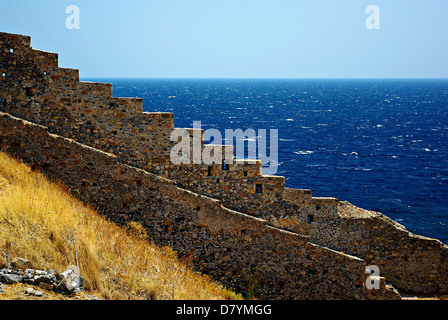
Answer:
[0, 151, 240, 300]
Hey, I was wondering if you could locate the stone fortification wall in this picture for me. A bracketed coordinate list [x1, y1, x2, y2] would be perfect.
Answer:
[1, 31, 447, 297]
[312, 202, 448, 296]
[0, 33, 174, 167]
[284, 190, 448, 296]
[0, 112, 394, 300]
[0, 31, 336, 222]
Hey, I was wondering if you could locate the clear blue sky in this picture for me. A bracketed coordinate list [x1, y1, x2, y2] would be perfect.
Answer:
[1, 0, 447, 78]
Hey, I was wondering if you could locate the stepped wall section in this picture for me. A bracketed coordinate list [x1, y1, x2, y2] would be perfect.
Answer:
[1, 31, 447, 297]
[0, 111, 388, 300]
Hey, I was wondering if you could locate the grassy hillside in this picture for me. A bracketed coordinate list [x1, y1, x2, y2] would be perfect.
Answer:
[0, 151, 239, 300]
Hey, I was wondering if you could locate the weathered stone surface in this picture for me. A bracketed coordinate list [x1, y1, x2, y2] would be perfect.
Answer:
[0, 266, 85, 295]
[0, 112, 384, 300]
[0, 273, 22, 284]
[56, 269, 85, 293]
[0, 31, 446, 299]
[34, 272, 56, 285]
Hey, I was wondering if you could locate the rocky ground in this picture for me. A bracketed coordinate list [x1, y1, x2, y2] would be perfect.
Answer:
[0, 259, 101, 300]
[0, 282, 100, 300]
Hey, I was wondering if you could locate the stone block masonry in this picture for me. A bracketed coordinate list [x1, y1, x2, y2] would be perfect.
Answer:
[1, 31, 447, 297]
[0, 32, 174, 168]
[0, 31, 320, 220]
[0, 112, 388, 300]
[325, 202, 448, 296]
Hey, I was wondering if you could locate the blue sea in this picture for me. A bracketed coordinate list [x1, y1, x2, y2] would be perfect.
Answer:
[85, 78, 448, 244]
